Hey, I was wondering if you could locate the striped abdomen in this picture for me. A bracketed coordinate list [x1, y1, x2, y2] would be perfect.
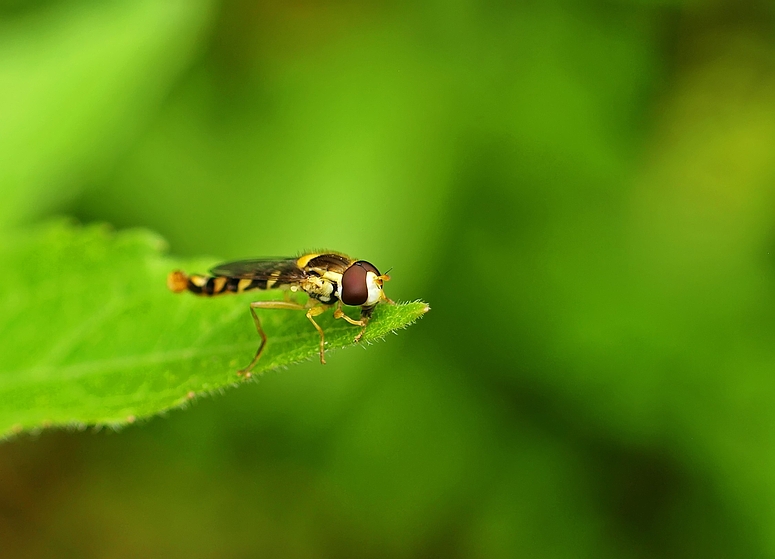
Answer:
[167, 271, 279, 296]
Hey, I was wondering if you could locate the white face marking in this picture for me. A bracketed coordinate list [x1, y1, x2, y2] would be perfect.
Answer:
[364, 272, 382, 306]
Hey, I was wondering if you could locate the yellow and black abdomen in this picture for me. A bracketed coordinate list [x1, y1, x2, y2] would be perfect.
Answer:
[167, 271, 274, 296]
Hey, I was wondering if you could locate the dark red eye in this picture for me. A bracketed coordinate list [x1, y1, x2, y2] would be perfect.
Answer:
[341, 261, 380, 306]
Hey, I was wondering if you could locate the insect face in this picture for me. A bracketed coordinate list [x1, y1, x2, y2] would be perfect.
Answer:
[340, 260, 386, 307]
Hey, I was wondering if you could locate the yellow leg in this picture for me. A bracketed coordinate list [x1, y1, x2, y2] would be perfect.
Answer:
[333, 305, 369, 343]
[239, 300, 307, 377]
[353, 320, 369, 343]
[305, 305, 328, 364]
[333, 306, 365, 327]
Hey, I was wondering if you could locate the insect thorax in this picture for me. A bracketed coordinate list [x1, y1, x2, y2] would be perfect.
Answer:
[301, 274, 340, 304]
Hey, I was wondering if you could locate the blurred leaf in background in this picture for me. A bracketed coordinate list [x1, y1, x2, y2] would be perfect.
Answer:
[2, 0, 775, 558]
[0, 0, 215, 229]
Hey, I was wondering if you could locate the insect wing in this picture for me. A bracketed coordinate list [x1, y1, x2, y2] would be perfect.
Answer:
[209, 258, 305, 281]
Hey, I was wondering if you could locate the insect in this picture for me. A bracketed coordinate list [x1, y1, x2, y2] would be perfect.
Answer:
[167, 252, 393, 375]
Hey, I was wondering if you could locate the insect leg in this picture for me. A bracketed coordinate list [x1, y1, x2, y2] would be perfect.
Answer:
[305, 305, 329, 364]
[333, 307, 366, 327]
[333, 304, 369, 343]
[352, 319, 369, 343]
[239, 300, 306, 376]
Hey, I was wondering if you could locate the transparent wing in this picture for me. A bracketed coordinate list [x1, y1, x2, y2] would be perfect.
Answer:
[209, 258, 306, 280]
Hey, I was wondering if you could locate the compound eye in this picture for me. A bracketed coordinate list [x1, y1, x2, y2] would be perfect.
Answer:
[357, 260, 380, 276]
[341, 261, 379, 306]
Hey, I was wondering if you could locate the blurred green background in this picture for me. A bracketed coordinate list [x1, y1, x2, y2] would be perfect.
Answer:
[2, 0, 775, 557]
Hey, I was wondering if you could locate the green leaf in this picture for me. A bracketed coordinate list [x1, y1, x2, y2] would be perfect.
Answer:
[0, 221, 429, 438]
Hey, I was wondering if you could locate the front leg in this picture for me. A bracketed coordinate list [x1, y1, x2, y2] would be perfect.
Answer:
[333, 304, 371, 343]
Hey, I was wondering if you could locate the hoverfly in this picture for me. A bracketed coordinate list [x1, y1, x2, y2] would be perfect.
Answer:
[167, 252, 393, 375]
